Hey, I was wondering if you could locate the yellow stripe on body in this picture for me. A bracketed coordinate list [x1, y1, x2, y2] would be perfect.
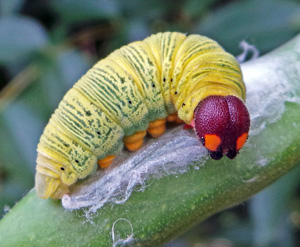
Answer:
[145, 32, 186, 114]
[52, 88, 124, 160]
[144, 33, 163, 73]
[37, 118, 97, 181]
[170, 35, 245, 123]
[171, 35, 224, 100]
[75, 59, 149, 136]
[36, 152, 64, 179]
[174, 52, 244, 107]
[109, 41, 167, 122]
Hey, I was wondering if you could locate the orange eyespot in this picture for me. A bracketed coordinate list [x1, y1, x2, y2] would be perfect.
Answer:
[236, 133, 248, 150]
[204, 134, 221, 152]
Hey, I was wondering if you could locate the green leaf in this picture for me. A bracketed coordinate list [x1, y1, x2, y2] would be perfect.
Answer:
[0, 0, 25, 16]
[56, 49, 92, 88]
[51, 0, 120, 22]
[117, 0, 167, 20]
[195, 0, 300, 55]
[183, 0, 218, 19]
[127, 18, 151, 41]
[1, 34, 300, 247]
[19, 49, 92, 119]
[1, 102, 43, 172]
[0, 16, 48, 65]
[0, 104, 38, 213]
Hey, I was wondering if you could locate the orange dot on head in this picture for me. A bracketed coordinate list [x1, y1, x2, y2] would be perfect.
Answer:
[204, 134, 221, 151]
[237, 133, 248, 150]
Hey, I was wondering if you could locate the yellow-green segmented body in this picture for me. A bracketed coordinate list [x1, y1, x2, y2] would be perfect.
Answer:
[35, 32, 245, 199]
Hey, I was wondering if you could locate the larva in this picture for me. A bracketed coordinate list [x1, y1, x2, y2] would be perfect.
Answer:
[35, 32, 250, 199]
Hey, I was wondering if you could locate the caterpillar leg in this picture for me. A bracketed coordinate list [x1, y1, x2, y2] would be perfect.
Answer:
[167, 113, 184, 124]
[147, 118, 167, 138]
[123, 130, 147, 151]
[98, 155, 116, 169]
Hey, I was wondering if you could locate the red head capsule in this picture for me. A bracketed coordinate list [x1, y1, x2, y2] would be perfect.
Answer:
[193, 95, 250, 160]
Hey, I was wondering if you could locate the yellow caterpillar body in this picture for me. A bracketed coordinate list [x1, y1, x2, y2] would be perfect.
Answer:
[35, 32, 245, 199]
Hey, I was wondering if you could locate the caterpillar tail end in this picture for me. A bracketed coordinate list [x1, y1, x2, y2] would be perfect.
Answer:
[35, 172, 69, 199]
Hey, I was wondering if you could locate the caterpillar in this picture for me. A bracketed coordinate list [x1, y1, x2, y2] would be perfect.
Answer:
[35, 32, 250, 199]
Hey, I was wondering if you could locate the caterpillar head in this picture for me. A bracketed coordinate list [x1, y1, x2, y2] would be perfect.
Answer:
[193, 95, 250, 160]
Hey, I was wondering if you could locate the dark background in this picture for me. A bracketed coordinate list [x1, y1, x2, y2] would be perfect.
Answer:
[1, 0, 300, 246]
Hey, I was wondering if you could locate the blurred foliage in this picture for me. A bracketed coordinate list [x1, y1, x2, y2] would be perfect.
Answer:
[0, 0, 300, 246]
